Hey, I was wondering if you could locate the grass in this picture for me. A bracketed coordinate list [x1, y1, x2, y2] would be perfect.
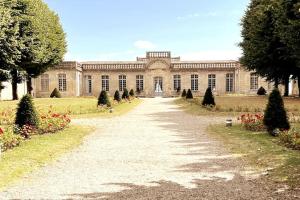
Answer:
[175, 96, 300, 116]
[0, 97, 142, 122]
[0, 125, 94, 190]
[208, 125, 300, 187]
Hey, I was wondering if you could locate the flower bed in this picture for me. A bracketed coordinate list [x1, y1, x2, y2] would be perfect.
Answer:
[238, 113, 266, 132]
[0, 127, 22, 151]
[279, 129, 300, 150]
[0, 109, 71, 152]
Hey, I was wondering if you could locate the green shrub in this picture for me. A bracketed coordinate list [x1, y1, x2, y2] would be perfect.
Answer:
[186, 89, 193, 99]
[97, 90, 109, 106]
[181, 89, 187, 97]
[50, 88, 61, 98]
[129, 89, 135, 97]
[202, 87, 216, 106]
[263, 89, 290, 135]
[114, 90, 121, 102]
[122, 88, 129, 99]
[257, 87, 267, 95]
[15, 95, 39, 137]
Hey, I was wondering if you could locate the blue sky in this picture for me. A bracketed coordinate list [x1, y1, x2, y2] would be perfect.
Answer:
[44, 0, 250, 61]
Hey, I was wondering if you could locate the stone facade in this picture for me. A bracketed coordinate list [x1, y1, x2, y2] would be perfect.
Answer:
[33, 51, 283, 98]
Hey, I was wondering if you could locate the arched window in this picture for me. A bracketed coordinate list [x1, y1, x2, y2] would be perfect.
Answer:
[41, 74, 49, 92]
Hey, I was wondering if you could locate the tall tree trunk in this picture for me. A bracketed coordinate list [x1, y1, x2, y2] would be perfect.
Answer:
[274, 78, 279, 89]
[284, 76, 289, 97]
[26, 75, 33, 95]
[298, 75, 300, 97]
[11, 69, 18, 100]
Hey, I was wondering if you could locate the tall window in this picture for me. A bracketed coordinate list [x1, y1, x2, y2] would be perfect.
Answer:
[173, 75, 181, 91]
[250, 73, 259, 90]
[85, 75, 92, 94]
[136, 75, 144, 92]
[208, 74, 216, 89]
[226, 73, 234, 92]
[191, 74, 199, 91]
[41, 74, 49, 92]
[58, 74, 67, 92]
[102, 75, 109, 91]
[119, 75, 126, 91]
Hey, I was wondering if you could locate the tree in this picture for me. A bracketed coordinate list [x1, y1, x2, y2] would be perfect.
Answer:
[202, 88, 215, 106]
[129, 89, 134, 97]
[97, 90, 109, 106]
[0, 0, 22, 100]
[122, 88, 129, 99]
[50, 88, 61, 98]
[263, 89, 290, 135]
[114, 90, 121, 102]
[240, 0, 295, 94]
[276, 0, 300, 96]
[0, 70, 10, 94]
[15, 94, 39, 135]
[15, 0, 67, 95]
[181, 89, 187, 98]
[186, 89, 193, 99]
[257, 86, 267, 95]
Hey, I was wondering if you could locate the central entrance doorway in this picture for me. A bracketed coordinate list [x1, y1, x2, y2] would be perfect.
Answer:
[154, 77, 163, 96]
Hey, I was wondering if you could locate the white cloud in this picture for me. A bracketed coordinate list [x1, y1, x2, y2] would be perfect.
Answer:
[134, 40, 156, 50]
[180, 50, 242, 61]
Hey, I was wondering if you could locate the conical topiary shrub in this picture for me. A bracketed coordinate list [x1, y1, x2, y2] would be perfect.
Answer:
[257, 86, 267, 95]
[181, 89, 187, 98]
[129, 89, 135, 97]
[50, 88, 61, 98]
[122, 88, 129, 99]
[97, 90, 109, 106]
[202, 87, 216, 106]
[186, 89, 193, 99]
[263, 89, 290, 135]
[114, 90, 121, 102]
[15, 94, 39, 130]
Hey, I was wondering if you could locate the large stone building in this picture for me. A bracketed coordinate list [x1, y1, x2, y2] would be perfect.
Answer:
[31, 51, 286, 98]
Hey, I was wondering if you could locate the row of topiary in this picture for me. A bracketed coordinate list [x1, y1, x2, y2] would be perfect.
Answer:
[0, 95, 71, 151]
[181, 88, 216, 107]
[97, 89, 135, 107]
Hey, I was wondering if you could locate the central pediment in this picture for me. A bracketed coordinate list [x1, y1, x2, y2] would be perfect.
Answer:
[147, 60, 170, 70]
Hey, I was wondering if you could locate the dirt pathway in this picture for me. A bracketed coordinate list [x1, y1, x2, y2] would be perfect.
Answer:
[0, 98, 296, 199]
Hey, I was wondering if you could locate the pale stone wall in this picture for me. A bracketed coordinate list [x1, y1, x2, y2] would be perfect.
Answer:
[34, 62, 82, 98]
[0, 81, 27, 100]
[31, 52, 300, 98]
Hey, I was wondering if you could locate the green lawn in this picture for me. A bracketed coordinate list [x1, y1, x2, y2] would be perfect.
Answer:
[0, 125, 94, 190]
[208, 125, 300, 187]
[175, 96, 300, 116]
[0, 97, 142, 124]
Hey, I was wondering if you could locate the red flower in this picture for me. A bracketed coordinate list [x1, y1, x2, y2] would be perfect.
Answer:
[0, 127, 4, 135]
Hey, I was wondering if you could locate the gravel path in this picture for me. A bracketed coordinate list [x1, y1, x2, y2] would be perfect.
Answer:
[0, 98, 298, 199]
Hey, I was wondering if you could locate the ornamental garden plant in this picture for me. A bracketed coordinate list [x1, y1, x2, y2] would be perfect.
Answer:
[50, 88, 62, 98]
[263, 89, 290, 135]
[202, 87, 216, 107]
[114, 90, 121, 102]
[122, 88, 129, 99]
[98, 90, 110, 107]
[129, 89, 135, 97]
[181, 89, 187, 98]
[186, 89, 193, 99]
